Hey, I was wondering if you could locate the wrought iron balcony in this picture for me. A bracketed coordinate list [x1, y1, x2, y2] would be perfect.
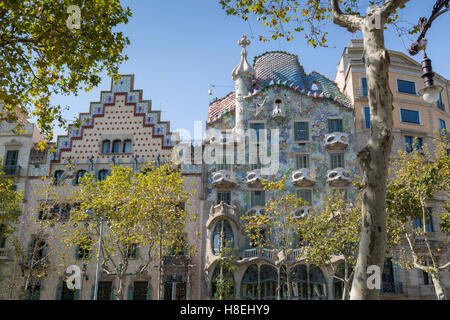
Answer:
[324, 132, 349, 150]
[327, 168, 352, 187]
[357, 87, 368, 98]
[242, 247, 276, 262]
[291, 169, 316, 187]
[2, 165, 21, 176]
[381, 281, 404, 295]
[0, 248, 11, 261]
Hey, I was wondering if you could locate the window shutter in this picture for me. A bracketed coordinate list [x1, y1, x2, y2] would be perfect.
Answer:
[110, 284, 116, 300]
[146, 284, 152, 300]
[74, 289, 80, 300]
[56, 282, 62, 300]
[91, 285, 95, 300]
[127, 284, 133, 300]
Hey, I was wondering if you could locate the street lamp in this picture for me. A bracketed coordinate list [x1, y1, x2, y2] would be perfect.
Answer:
[86, 209, 105, 300]
[408, 0, 449, 103]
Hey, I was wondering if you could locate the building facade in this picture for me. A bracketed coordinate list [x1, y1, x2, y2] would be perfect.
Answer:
[335, 39, 450, 299]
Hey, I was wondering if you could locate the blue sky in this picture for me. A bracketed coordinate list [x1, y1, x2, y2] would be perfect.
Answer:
[49, 0, 450, 140]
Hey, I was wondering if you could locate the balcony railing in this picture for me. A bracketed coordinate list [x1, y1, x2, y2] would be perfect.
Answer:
[243, 248, 276, 262]
[2, 165, 21, 176]
[381, 281, 403, 295]
[0, 248, 11, 260]
[357, 87, 368, 98]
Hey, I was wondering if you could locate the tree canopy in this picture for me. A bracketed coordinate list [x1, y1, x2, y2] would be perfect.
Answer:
[0, 1, 131, 143]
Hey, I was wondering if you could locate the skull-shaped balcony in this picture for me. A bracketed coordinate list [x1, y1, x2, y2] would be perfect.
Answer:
[324, 132, 349, 151]
[246, 206, 266, 216]
[291, 169, 317, 187]
[246, 169, 265, 188]
[211, 170, 237, 189]
[326, 168, 352, 187]
[293, 207, 312, 219]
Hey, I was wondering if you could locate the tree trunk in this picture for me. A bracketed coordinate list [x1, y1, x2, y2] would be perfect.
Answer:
[116, 272, 127, 300]
[350, 17, 394, 300]
[430, 271, 447, 300]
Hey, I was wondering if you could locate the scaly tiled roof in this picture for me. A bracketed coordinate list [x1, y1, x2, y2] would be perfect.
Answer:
[207, 51, 351, 124]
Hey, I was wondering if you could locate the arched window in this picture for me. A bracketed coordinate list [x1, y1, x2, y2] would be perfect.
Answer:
[98, 169, 109, 181]
[112, 140, 121, 153]
[102, 140, 111, 154]
[212, 220, 234, 255]
[291, 264, 308, 300]
[260, 265, 277, 300]
[241, 264, 258, 300]
[309, 265, 327, 300]
[123, 140, 132, 153]
[73, 170, 87, 185]
[211, 265, 235, 299]
[333, 263, 348, 300]
[53, 170, 65, 185]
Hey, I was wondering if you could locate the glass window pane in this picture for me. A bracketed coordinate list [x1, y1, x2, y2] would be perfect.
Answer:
[112, 140, 121, 153]
[364, 107, 370, 129]
[361, 77, 368, 96]
[397, 80, 416, 94]
[294, 122, 309, 141]
[102, 140, 110, 153]
[297, 189, 312, 206]
[328, 119, 343, 133]
[296, 154, 309, 169]
[330, 154, 344, 169]
[400, 109, 420, 124]
[251, 191, 265, 207]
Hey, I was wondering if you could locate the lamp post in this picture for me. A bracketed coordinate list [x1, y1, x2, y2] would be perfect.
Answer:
[408, 0, 449, 103]
[86, 210, 105, 300]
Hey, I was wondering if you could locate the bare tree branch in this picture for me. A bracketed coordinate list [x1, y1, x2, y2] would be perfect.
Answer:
[330, 0, 363, 32]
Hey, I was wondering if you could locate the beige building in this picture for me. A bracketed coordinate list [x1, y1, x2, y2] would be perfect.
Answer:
[335, 39, 450, 299]
[0, 105, 45, 299]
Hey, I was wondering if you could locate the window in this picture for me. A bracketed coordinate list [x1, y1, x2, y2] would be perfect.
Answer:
[439, 119, 447, 137]
[98, 281, 113, 300]
[125, 243, 138, 259]
[76, 239, 92, 259]
[53, 170, 65, 185]
[413, 208, 434, 232]
[98, 169, 109, 181]
[404, 136, 423, 153]
[250, 123, 265, 142]
[400, 108, 421, 124]
[112, 140, 122, 153]
[361, 77, 368, 96]
[133, 281, 149, 300]
[213, 220, 234, 255]
[29, 238, 47, 263]
[217, 191, 231, 205]
[297, 189, 312, 206]
[0, 225, 6, 248]
[364, 107, 371, 129]
[164, 276, 186, 300]
[381, 258, 396, 294]
[211, 266, 235, 299]
[251, 190, 265, 207]
[294, 122, 309, 142]
[328, 119, 343, 133]
[26, 283, 41, 300]
[241, 264, 258, 300]
[309, 265, 327, 300]
[437, 93, 445, 111]
[216, 147, 231, 171]
[422, 260, 433, 285]
[296, 154, 310, 169]
[4, 150, 19, 175]
[397, 79, 416, 95]
[330, 153, 345, 169]
[123, 140, 132, 153]
[61, 281, 75, 300]
[101, 140, 111, 154]
[73, 170, 87, 185]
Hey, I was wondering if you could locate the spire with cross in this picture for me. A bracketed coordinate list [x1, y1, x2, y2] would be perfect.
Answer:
[232, 35, 256, 80]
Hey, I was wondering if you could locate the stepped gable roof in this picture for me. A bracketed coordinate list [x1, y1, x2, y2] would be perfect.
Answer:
[207, 51, 351, 124]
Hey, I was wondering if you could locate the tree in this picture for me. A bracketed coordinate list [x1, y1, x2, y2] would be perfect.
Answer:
[0, 159, 22, 238]
[220, 0, 411, 299]
[0, 1, 131, 143]
[386, 137, 450, 300]
[300, 188, 361, 300]
[211, 246, 237, 300]
[60, 162, 195, 300]
[242, 176, 306, 300]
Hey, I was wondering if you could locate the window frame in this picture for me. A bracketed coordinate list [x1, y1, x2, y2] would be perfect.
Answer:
[292, 120, 310, 143]
[396, 79, 417, 95]
[330, 152, 345, 169]
[399, 108, 422, 125]
[363, 106, 370, 129]
[295, 154, 310, 170]
[250, 190, 266, 207]
[296, 189, 313, 207]
[328, 118, 344, 133]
